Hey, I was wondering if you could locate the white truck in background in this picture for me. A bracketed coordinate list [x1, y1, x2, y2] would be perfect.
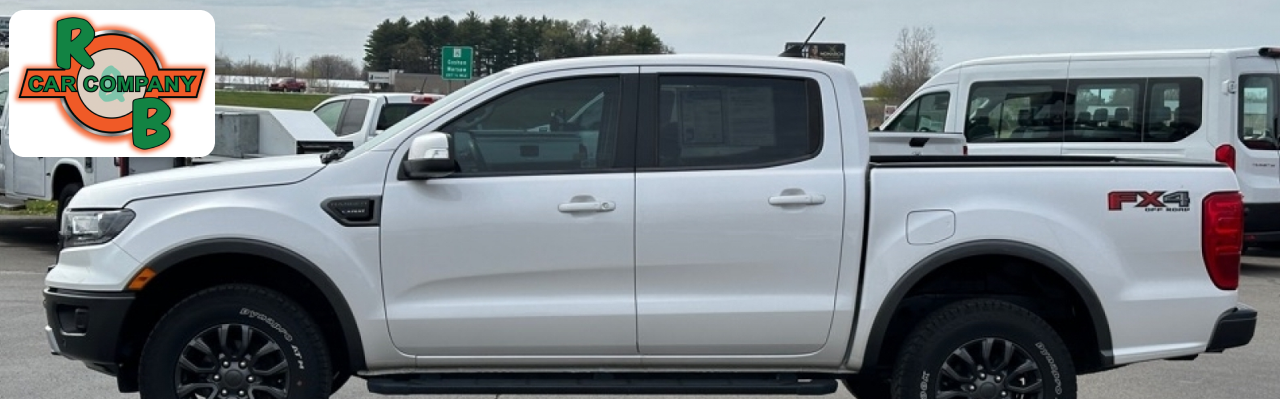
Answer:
[0, 67, 187, 225]
[2, 61, 440, 220]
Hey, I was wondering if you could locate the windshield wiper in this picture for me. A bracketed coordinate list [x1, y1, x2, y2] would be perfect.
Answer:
[320, 147, 348, 164]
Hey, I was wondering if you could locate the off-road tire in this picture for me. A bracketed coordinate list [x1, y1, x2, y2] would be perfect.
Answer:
[137, 284, 334, 399]
[55, 181, 81, 233]
[891, 299, 1076, 399]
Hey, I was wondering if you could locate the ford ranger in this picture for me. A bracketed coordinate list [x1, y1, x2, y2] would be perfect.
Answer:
[43, 54, 1255, 399]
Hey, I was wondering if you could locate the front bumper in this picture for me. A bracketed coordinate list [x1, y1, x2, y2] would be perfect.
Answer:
[43, 287, 135, 375]
[1205, 303, 1257, 353]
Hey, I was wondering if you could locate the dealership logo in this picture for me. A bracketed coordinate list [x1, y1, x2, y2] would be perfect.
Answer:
[17, 16, 205, 150]
[8, 10, 214, 157]
[1107, 190, 1191, 212]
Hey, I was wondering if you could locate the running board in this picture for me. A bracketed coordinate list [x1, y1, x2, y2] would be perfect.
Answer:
[366, 372, 840, 395]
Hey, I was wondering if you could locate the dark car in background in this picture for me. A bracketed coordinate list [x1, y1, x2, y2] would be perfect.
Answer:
[269, 77, 307, 92]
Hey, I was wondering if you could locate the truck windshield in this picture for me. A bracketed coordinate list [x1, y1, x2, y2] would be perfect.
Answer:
[343, 70, 512, 159]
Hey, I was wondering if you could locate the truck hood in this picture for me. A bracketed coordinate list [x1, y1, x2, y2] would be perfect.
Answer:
[68, 154, 326, 209]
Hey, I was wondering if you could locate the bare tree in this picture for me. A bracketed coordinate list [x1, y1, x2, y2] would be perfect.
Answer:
[272, 47, 295, 77]
[305, 54, 361, 92]
[877, 26, 941, 104]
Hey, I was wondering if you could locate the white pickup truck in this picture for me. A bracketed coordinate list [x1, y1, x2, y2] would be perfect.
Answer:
[43, 54, 1253, 399]
[0, 68, 186, 225]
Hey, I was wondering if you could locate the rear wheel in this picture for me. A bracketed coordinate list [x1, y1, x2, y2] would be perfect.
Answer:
[891, 299, 1076, 399]
[137, 284, 334, 399]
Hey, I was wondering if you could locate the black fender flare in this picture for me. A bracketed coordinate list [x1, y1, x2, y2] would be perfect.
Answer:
[143, 238, 367, 372]
[857, 239, 1114, 371]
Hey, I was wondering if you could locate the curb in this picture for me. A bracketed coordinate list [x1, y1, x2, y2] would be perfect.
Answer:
[0, 214, 56, 220]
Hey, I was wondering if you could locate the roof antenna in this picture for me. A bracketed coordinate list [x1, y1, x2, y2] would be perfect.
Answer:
[780, 17, 826, 58]
[415, 74, 427, 94]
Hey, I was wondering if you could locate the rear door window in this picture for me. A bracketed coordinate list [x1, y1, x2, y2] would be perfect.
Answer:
[376, 103, 429, 131]
[1240, 75, 1278, 150]
[337, 99, 370, 136]
[313, 100, 346, 133]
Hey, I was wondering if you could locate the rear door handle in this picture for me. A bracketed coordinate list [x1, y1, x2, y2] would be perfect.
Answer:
[559, 200, 616, 213]
[769, 194, 825, 206]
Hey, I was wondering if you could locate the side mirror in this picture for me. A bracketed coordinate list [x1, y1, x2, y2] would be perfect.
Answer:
[401, 132, 456, 180]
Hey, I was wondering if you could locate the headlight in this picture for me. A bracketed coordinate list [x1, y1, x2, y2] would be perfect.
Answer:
[60, 209, 135, 248]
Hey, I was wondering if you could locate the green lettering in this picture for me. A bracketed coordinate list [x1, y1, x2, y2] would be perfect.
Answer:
[179, 76, 196, 93]
[99, 75, 114, 92]
[134, 76, 148, 92]
[132, 98, 171, 150]
[117, 75, 133, 92]
[61, 76, 77, 92]
[84, 75, 98, 92]
[165, 76, 179, 92]
[148, 75, 163, 92]
[56, 18, 95, 69]
[28, 76, 45, 92]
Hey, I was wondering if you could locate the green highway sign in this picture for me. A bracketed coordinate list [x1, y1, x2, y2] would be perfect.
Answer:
[442, 46, 473, 80]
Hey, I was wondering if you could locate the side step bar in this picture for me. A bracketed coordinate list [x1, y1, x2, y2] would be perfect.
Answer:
[366, 372, 840, 395]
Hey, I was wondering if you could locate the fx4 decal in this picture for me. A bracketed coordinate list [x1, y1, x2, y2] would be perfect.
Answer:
[1108, 191, 1191, 212]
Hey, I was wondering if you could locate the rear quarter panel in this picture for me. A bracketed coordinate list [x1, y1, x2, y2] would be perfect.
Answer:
[848, 162, 1242, 369]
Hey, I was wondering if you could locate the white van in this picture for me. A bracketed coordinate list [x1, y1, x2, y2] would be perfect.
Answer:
[881, 46, 1280, 248]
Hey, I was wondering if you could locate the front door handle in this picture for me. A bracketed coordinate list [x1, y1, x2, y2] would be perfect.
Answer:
[559, 199, 616, 213]
[769, 194, 825, 206]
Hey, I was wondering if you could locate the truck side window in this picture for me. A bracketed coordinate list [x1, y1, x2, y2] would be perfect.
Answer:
[1144, 77, 1202, 142]
[965, 80, 1067, 143]
[884, 92, 949, 132]
[337, 99, 370, 136]
[314, 100, 345, 133]
[655, 75, 821, 168]
[440, 76, 622, 174]
[1067, 80, 1142, 142]
[1240, 75, 1278, 150]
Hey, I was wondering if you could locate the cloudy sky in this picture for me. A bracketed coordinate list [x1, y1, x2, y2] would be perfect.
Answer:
[5, 0, 1278, 83]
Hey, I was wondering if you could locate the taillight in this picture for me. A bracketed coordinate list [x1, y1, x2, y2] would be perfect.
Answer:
[962, 145, 968, 155]
[116, 157, 129, 177]
[1202, 191, 1243, 290]
[1215, 144, 1236, 170]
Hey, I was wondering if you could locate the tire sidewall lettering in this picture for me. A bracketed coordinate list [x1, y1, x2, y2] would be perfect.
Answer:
[1036, 341, 1065, 396]
[240, 307, 306, 370]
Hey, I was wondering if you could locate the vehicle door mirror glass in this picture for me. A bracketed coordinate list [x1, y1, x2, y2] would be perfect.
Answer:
[401, 132, 456, 179]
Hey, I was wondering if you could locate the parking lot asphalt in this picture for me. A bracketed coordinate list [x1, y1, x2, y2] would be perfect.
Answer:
[2, 215, 1276, 399]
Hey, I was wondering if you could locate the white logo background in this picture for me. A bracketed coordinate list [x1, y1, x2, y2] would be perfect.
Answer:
[6, 10, 215, 157]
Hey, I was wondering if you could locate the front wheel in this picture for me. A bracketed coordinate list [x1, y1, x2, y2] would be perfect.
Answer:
[55, 182, 82, 232]
[892, 299, 1076, 399]
[138, 284, 334, 399]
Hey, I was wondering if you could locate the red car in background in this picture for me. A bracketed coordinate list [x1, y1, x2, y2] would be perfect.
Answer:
[269, 77, 307, 92]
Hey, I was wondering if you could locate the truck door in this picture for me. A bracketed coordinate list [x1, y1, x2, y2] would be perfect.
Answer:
[1233, 55, 1280, 207]
[0, 68, 46, 198]
[631, 67, 846, 357]
[1234, 53, 1280, 243]
[378, 67, 641, 359]
[0, 69, 10, 194]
